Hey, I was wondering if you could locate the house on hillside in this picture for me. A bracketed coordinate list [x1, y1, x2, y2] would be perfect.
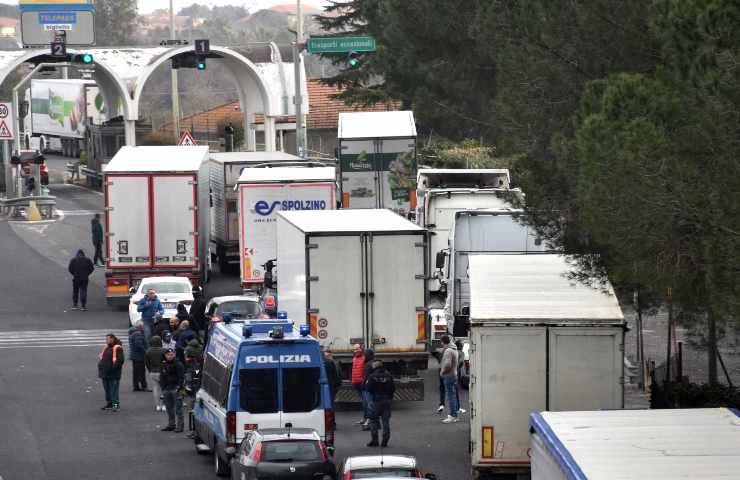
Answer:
[154, 79, 398, 157]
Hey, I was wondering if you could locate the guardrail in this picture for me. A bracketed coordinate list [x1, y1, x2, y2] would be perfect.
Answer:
[0, 195, 56, 219]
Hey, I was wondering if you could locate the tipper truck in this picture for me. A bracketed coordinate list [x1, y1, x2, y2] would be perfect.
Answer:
[467, 254, 625, 479]
[236, 165, 336, 290]
[209, 151, 305, 272]
[276, 209, 429, 401]
[530, 408, 740, 480]
[103, 146, 210, 306]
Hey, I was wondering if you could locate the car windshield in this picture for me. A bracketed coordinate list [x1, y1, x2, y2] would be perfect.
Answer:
[141, 282, 191, 294]
[350, 469, 416, 478]
[262, 440, 321, 463]
[218, 300, 261, 318]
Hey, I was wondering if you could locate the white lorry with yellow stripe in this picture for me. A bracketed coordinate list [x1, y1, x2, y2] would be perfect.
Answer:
[276, 209, 429, 402]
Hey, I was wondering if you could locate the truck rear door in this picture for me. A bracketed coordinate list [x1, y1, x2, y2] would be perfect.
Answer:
[106, 175, 151, 268]
[151, 174, 198, 268]
[307, 235, 364, 351]
[471, 326, 546, 468]
[548, 327, 624, 411]
[368, 233, 426, 352]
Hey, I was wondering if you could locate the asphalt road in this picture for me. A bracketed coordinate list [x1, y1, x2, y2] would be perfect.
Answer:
[0, 175, 472, 480]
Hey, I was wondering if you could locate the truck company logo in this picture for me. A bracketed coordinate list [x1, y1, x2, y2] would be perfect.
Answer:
[245, 354, 312, 364]
[254, 199, 327, 216]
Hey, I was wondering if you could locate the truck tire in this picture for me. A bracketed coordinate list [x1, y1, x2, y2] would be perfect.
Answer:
[214, 447, 230, 477]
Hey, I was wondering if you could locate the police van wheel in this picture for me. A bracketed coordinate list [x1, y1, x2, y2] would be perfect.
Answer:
[214, 448, 230, 477]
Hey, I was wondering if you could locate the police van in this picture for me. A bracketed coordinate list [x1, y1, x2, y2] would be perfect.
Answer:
[192, 317, 334, 476]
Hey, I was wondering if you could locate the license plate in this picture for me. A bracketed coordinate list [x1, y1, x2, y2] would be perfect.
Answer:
[163, 303, 177, 309]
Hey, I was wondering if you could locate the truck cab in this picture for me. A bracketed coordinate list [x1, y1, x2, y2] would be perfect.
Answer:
[193, 317, 334, 476]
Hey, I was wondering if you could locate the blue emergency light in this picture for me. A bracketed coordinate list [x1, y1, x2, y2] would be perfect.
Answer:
[300, 324, 310, 337]
[277, 311, 288, 320]
[242, 325, 252, 338]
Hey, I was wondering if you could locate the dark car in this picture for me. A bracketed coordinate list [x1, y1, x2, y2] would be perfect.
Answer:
[226, 428, 335, 480]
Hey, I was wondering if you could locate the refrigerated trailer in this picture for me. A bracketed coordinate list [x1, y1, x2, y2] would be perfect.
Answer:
[103, 146, 210, 306]
[209, 151, 304, 271]
[467, 254, 625, 479]
[277, 209, 429, 401]
[338, 111, 416, 214]
[237, 166, 336, 289]
[530, 408, 740, 480]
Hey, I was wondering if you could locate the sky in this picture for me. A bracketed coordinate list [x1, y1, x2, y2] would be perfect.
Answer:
[0, 1, 332, 15]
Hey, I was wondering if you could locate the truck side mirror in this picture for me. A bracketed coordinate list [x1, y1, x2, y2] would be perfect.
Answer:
[435, 251, 447, 270]
[129, 287, 136, 295]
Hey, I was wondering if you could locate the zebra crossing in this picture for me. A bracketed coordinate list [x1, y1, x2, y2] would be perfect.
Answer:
[0, 329, 129, 350]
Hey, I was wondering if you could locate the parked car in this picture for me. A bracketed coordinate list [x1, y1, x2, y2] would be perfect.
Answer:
[205, 294, 263, 322]
[128, 276, 194, 326]
[16, 150, 49, 185]
[340, 455, 436, 479]
[226, 428, 335, 480]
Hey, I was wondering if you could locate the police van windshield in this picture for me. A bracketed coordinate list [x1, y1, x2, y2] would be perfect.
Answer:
[239, 367, 320, 413]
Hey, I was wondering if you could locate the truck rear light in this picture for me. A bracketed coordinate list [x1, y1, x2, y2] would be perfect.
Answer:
[318, 441, 329, 462]
[226, 411, 236, 447]
[250, 441, 262, 463]
[106, 278, 129, 294]
[324, 409, 335, 445]
[342, 192, 350, 208]
[343, 471, 351, 480]
[413, 469, 422, 478]
[417, 312, 426, 341]
[434, 324, 446, 332]
[309, 313, 318, 337]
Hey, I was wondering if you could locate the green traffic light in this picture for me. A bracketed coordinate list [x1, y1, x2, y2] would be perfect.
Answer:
[196, 61, 206, 70]
[347, 52, 361, 69]
[82, 53, 93, 64]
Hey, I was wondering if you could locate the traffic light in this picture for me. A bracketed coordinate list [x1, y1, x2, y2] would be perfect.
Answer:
[72, 53, 94, 65]
[196, 55, 206, 70]
[347, 51, 361, 69]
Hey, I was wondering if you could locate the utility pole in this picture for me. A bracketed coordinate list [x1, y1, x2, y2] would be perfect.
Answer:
[170, 0, 181, 143]
[293, 0, 306, 157]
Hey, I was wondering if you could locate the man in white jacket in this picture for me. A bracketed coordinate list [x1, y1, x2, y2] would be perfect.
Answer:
[439, 335, 459, 423]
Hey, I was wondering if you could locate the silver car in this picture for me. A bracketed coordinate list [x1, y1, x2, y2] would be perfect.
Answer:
[205, 294, 263, 322]
[340, 455, 436, 479]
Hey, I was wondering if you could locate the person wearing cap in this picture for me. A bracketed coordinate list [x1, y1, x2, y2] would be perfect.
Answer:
[161, 330, 176, 351]
[159, 348, 185, 432]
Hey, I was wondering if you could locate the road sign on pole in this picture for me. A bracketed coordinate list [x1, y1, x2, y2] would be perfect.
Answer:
[178, 129, 197, 146]
[307, 36, 377, 54]
[194, 39, 210, 55]
[20, 1, 95, 46]
[0, 103, 16, 141]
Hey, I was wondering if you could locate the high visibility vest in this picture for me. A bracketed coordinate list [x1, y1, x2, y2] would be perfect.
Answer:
[99, 344, 122, 364]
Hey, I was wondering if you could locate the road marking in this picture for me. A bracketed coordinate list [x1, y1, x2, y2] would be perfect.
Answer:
[0, 329, 129, 350]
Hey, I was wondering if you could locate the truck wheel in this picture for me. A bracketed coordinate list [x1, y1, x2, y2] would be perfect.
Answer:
[214, 447, 230, 477]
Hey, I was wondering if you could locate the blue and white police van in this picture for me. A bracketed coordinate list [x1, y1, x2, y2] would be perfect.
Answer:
[192, 316, 334, 476]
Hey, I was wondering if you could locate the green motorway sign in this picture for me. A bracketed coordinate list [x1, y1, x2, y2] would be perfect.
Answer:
[307, 36, 377, 54]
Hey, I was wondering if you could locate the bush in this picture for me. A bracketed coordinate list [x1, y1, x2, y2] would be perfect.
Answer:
[651, 380, 739, 409]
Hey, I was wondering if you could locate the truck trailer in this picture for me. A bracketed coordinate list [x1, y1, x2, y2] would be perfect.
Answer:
[468, 254, 625, 479]
[276, 209, 429, 401]
[337, 111, 416, 214]
[209, 151, 305, 271]
[103, 146, 210, 306]
[530, 408, 740, 480]
[236, 165, 336, 289]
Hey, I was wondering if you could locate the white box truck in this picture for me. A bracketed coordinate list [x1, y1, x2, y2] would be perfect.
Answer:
[23, 79, 107, 157]
[209, 151, 305, 271]
[444, 209, 551, 336]
[468, 254, 625, 479]
[338, 111, 416, 214]
[236, 166, 336, 289]
[276, 209, 429, 401]
[530, 408, 740, 480]
[103, 146, 210, 306]
[415, 168, 520, 299]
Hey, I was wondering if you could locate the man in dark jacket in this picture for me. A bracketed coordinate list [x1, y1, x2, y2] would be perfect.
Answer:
[128, 321, 148, 391]
[365, 359, 396, 447]
[188, 291, 207, 334]
[175, 320, 197, 362]
[145, 335, 165, 411]
[159, 348, 185, 432]
[323, 349, 342, 412]
[360, 348, 375, 430]
[68, 249, 94, 311]
[91, 213, 104, 266]
[98, 334, 125, 411]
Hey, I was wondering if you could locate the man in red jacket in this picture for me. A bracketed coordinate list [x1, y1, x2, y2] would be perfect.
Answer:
[351, 344, 367, 425]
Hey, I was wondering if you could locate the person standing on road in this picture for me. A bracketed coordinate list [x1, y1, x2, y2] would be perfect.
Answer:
[98, 333, 124, 411]
[145, 335, 165, 411]
[161, 330, 176, 351]
[365, 359, 395, 447]
[137, 288, 164, 341]
[175, 320, 197, 362]
[437, 341, 465, 416]
[159, 348, 185, 432]
[68, 249, 94, 311]
[323, 349, 342, 417]
[188, 290, 207, 337]
[351, 344, 367, 426]
[440, 335, 460, 423]
[91, 213, 105, 267]
[128, 320, 149, 392]
[361, 349, 375, 430]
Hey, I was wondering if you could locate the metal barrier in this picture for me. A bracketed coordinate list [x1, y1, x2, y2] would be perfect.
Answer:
[0, 195, 56, 219]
